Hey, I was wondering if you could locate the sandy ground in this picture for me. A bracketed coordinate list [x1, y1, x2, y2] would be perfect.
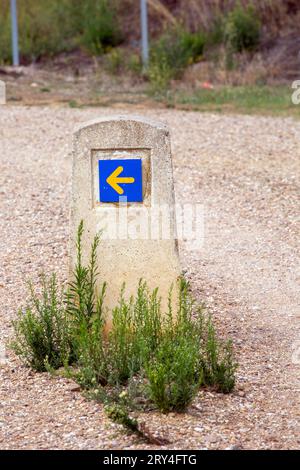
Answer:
[0, 105, 299, 449]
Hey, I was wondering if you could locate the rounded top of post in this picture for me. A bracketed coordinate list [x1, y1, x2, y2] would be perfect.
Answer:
[74, 115, 169, 137]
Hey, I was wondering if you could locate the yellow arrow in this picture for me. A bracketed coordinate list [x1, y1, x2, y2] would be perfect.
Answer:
[106, 166, 135, 195]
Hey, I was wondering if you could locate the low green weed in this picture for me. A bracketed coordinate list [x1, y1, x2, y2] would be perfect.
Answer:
[12, 221, 237, 429]
[148, 29, 206, 94]
[11, 274, 71, 371]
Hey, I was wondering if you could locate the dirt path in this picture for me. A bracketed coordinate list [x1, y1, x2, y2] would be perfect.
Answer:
[0, 106, 299, 449]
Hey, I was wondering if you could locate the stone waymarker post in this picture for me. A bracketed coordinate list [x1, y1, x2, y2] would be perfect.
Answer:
[70, 116, 180, 321]
[0, 80, 6, 105]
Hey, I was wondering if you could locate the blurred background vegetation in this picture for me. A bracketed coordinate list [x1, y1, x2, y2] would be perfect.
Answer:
[1, 0, 299, 113]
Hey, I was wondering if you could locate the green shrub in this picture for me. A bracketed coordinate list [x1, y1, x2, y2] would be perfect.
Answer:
[146, 279, 202, 413]
[104, 403, 139, 433]
[0, 0, 121, 63]
[180, 31, 206, 63]
[201, 318, 237, 393]
[11, 274, 71, 371]
[148, 33, 183, 93]
[19, 1, 75, 61]
[68, 224, 236, 411]
[108, 281, 162, 385]
[146, 335, 201, 413]
[66, 226, 163, 389]
[0, 2, 11, 64]
[108, 289, 137, 384]
[81, 0, 122, 55]
[72, 282, 108, 388]
[103, 277, 204, 412]
[148, 29, 206, 93]
[225, 4, 261, 53]
[127, 53, 143, 75]
[105, 48, 125, 74]
[65, 220, 109, 387]
[207, 18, 226, 47]
[12, 221, 237, 420]
[66, 220, 102, 329]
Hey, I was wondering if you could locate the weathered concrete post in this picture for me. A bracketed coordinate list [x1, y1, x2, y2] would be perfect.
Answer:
[0, 80, 6, 105]
[70, 116, 180, 320]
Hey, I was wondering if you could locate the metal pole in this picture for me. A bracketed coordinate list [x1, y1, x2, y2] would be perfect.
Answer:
[140, 0, 149, 67]
[10, 0, 19, 66]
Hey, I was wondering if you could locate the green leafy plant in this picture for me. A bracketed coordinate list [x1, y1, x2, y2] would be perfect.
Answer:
[180, 31, 206, 63]
[105, 48, 125, 74]
[107, 281, 162, 385]
[81, 0, 122, 55]
[66, 221, 108, 387]
[68, 225, 236, 412]
[225, 4, 261, 54]
[146, 335, 201, 413]
[0, 0, 78, 63]
[201, 319, 237, 393]
[0, 0, 122, 63]
[127, 53, 143, 75]
[105, 403, 139, 433]
[72, 281, 108, 388]
[148, 29, 206, 93]
[66, 220, 102, 328]
[12, 221, 237, 430]
[11, 274, 71, 371]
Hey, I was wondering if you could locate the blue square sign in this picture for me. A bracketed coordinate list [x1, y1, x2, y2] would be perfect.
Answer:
[98, 159, 143, 203]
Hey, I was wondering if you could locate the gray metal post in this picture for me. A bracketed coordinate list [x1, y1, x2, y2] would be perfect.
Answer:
[10, 0, 19, 66]
[140, 0, 149, 67]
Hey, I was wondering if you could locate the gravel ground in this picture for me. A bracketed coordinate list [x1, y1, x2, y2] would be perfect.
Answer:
[0, 106, 299, 450]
